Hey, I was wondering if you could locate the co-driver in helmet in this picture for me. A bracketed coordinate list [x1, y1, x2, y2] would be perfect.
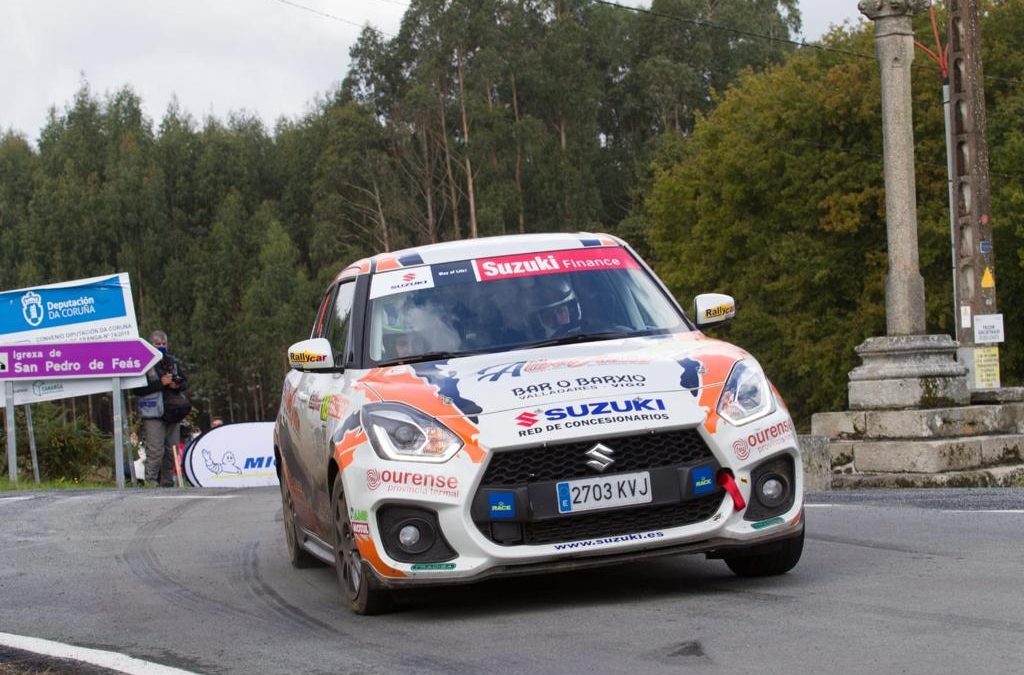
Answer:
[527, 275, 582, 338]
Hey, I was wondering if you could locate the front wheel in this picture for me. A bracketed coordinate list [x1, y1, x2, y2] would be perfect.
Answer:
[331, 478, 393, 615]
[281, 479, 322, 569]
[723, 529, 804, 577]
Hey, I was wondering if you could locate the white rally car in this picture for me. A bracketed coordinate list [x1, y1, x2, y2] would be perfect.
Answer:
[275, 233, 803, 614]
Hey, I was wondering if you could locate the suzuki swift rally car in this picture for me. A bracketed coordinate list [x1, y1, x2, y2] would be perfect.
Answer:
[274, 233, 803, 614]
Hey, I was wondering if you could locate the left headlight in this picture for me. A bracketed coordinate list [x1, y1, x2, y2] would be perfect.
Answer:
[717, 359, 775, 426]
[361, 404, 463, 463]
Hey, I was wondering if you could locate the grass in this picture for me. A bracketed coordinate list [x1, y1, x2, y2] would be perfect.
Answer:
[0, 476, 117, 492]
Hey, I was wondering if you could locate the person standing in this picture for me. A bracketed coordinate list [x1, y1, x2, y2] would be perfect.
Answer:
[135, 330, 190, 486]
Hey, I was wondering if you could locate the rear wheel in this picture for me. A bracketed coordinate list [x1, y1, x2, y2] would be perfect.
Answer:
[281, 480, 322, 569]
[724, 529, 804, 577]
[331, 478, 393, 615]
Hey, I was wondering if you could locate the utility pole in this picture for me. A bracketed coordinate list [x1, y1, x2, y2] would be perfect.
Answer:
[948, 0, 1002, 388]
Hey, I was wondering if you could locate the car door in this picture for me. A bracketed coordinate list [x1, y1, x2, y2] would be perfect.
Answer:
[301, 279, 358, 536]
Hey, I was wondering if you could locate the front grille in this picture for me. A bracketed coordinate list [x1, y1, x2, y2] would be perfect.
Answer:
[481, 428, 714, 486]
[519, 493, 724, 545]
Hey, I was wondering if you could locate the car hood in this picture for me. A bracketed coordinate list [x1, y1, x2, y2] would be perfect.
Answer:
[357, 332, 752, 447]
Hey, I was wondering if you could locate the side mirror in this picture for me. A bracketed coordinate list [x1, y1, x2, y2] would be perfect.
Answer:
[287, 338, 335, 371]
[694, 293, 736, 327]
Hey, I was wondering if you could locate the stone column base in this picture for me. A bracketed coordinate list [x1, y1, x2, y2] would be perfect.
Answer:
[848, 334, 969, 410]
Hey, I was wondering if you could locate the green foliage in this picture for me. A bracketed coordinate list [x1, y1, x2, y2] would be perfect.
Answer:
[637, 10, 1024, 425]
[0, 404, 111, 481]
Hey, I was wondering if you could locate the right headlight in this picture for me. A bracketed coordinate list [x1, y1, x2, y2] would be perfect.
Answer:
[361, 403, 463, 463]
[717, 359, 775, 426]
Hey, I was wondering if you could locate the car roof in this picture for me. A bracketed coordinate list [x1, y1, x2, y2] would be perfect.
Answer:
[334, 232, 624, 283]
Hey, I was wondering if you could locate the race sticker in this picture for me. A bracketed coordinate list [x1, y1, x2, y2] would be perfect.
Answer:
[369, 267, 436, 299]
[368, 247, 639, 299]
[473, 247, 639, 281]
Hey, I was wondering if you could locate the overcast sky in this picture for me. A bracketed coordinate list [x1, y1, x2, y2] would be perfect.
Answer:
[1, 1, 864, 143]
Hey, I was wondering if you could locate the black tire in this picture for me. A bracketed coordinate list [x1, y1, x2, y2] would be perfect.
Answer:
[280, 479, 322, 569]
[724, 529, 804, 577]
[331, 478, 393, 615]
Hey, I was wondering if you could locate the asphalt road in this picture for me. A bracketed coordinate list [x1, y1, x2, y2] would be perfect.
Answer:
[1, 487, 1023, 675]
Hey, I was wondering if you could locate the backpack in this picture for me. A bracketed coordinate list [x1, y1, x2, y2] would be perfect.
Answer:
[162, 389, 192, 423]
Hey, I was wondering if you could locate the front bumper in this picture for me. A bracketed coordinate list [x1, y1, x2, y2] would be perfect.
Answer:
[374, 521, 805, 589]
[342, 420, 804, 586]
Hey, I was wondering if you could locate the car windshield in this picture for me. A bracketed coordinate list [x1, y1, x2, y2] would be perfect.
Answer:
[365, 247, 688, 364]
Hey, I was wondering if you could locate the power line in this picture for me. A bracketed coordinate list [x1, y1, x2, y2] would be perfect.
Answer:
[592, 0, 878, 62]
[593, 0, 1024, 89]
[270, 0, 392, 35]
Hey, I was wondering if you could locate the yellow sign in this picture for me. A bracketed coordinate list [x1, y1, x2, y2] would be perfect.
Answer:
[981, 267, 995, 289]
[974, 346, 1000, 389]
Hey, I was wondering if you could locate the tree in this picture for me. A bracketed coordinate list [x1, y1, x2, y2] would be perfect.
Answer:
[242, 221, 315, 418]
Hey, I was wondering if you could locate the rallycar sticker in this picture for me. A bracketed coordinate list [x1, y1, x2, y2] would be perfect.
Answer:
[472, 247, 639, 282]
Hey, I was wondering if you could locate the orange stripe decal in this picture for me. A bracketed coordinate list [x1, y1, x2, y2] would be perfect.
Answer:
[355, 533, 407, 578]
[334, 427, 368, 470]
[692, 345, 747, 434]
[358, 368, 487, 464]
[374, 255, 401, 271]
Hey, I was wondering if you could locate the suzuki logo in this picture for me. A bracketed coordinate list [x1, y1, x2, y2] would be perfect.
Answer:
[584, 443, 616, 473]
[402, 272, 416, 282]
[515, 411, 539, 427]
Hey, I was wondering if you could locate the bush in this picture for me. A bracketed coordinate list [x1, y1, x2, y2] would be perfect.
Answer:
[0, 403, 112, 481]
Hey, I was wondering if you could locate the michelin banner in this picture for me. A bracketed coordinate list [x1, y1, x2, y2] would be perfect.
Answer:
[0, 273, 144, 407]
[184, 422, 278, 488]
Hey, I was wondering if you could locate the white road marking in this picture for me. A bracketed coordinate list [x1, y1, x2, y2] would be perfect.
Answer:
[806, 504, 1024, 514]
[0, 496, 34, 503]
[149, 494, 235, 499]
[939, 509, 1024, 514]
[0, 631, 200, 674]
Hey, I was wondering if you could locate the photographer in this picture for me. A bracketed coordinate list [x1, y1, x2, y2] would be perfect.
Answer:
[135, 330, 191, 486]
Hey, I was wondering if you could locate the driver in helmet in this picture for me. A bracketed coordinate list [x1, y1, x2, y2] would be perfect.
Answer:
[382, 321, 421, 360]
[528, 276, 581, 338]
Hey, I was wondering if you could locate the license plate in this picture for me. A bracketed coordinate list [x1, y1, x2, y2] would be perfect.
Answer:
[556, 471, 652, 514]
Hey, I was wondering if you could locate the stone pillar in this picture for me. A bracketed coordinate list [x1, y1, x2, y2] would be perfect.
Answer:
[859, 0, 928, 336]
[849, 0, 969, 410]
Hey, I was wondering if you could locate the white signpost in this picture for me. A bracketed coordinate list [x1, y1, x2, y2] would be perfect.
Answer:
[1, 340, 161, 487]
[0, 273, 144, 406]
[0, 274, 147, 487]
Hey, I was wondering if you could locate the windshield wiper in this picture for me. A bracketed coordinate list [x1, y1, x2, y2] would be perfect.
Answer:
[518, 330, 635, 351]
[377, 351, 469, 367]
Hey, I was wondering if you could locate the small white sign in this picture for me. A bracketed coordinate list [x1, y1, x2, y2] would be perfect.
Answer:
[0, 376, 147, 409]
[973, 314, 1004, 344]
[960, 305, 971, 329]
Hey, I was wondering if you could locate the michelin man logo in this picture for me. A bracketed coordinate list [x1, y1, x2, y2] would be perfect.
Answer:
[202, 448, 242, 475]
[21, 292, 44, 327]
